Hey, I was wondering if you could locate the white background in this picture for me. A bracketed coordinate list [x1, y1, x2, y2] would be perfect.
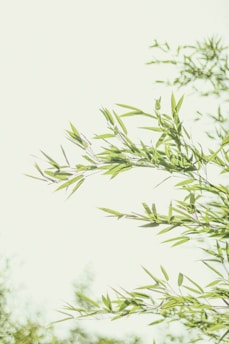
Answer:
[1, 0, 229, 342]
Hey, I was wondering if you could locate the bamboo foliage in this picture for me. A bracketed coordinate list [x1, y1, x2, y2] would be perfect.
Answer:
[30, 36, 229, 343]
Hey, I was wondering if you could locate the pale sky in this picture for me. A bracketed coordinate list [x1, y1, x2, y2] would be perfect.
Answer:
[1, 0, 229, 341]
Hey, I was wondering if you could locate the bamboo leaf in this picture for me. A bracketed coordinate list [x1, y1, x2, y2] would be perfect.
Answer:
[41, 151, 60, 168]
[202, 261, 224, 278]
[55, 175, 83, 192]
[67, 178, 85, 198]
[160, 265, 169, 281]
[178, 273, 183, 286]
[205, 280, 221, 287]
[208, 323, 227, 331]
[76, 293, 100, 308]
[101, 108, 115, 125]
[175, 95, 184, 113]
[148, 318, 164, 326]
[162, 236, 190, 246]
[113, 111, 128, 134]
[61, 145, 70, 166]
[171, 93, 176, 113]
[168, 202, 172, 221]
[141, 266, 160, 283]
[185, 275, 204, 293]
[70, 122, 80, 136]
[116, 103, 143, 112]
[99, 207, 124, 218]
[222, 136, 229, 146]
[94, 133, 115, 139]
[175, 179, 194, 187]
[139, 126, 163, 132]
[158, 224, 179, 234]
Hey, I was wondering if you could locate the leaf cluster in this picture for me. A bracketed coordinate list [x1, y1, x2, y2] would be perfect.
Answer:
[29, 35, 229, 343]
[148, 37, 229, 96]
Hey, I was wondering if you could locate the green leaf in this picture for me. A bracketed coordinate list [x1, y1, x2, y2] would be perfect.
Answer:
[185, 275, 204, 293]
[151, 203, 157, 218]
[113, 111, 128, 134]
[140, 222, 159, 228]
[44, 170, 70, 180]
[183, 285, 202, 294]
[155, 132, 167, 147]
[178, 273, 183, 286]
[67, 178, 85, 198]
[76, 293, 100, 308]
[163, 236, 190, 247]
[158, 224, 179, 234]
[148, 318, 164, 326]
[70, 122, 80, 136]
[101, 108, 115, 125]
[34, 162, 45, 176]
[99, 207, 124, 218]
[139, 126, 163, 132]
[175, 95, 184, 113]
[160, 265, 169, 281]
[142, 202, 151, 215]
[171, 93, 176, 113]
[41, 151, 60, 169]
[55, 175, 83, 192]
[222, 136, 229, 146]
[61, 145, 70, 166]
[172, 237, 190, 247]
[25, 173, 47, 182]
[116, 103, 143, 112]
[102, 294, 112, 310]
[94, 133, 115, 139]
[208, 323, 227, 331]
[205, 280, 221, 287]
[202, 261, 224, 278]
[82, 155, 97, 164]
[142, 266, 160, 284]
[175, 179, 194, 187]
[168, 202, 172, 221]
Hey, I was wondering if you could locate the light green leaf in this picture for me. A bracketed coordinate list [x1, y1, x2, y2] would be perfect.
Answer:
[94, 133, 115, 139]
[159, 224, 178, 234]
[148, 318, 164, 326]
[116, 103, 143, 112]
[178, 273, 183, 286]
[139, 126, 163, 132]
[142, 266, 160, 284]
[99, 207, 124, 218]
[168, 202, 172, 221]
[142, 202, 151, 215]
[208, 323, 227, 331]
[175, 179, 194, 187]
[160, 265, 169, 281]
[202, 261, 224, 278]
[205, 280, 221, 287]
[70, 122, 80, 136]
[163, 236, 190, 247]
[222, 136, 229, 146]
[76, 293, 100, 308]
[102, 294, 112, 310]
[55, 175, 83, 192]
[67, 178, 85, 198]
[101, 108, 115, 125]
[185, 275, 204, 293]
[175, 95, 184, 113]
[171, 93, 176, 113]
[113, 111, 128, 134]
[61, 145, 70, 166]
[41, 151, 60, 168]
